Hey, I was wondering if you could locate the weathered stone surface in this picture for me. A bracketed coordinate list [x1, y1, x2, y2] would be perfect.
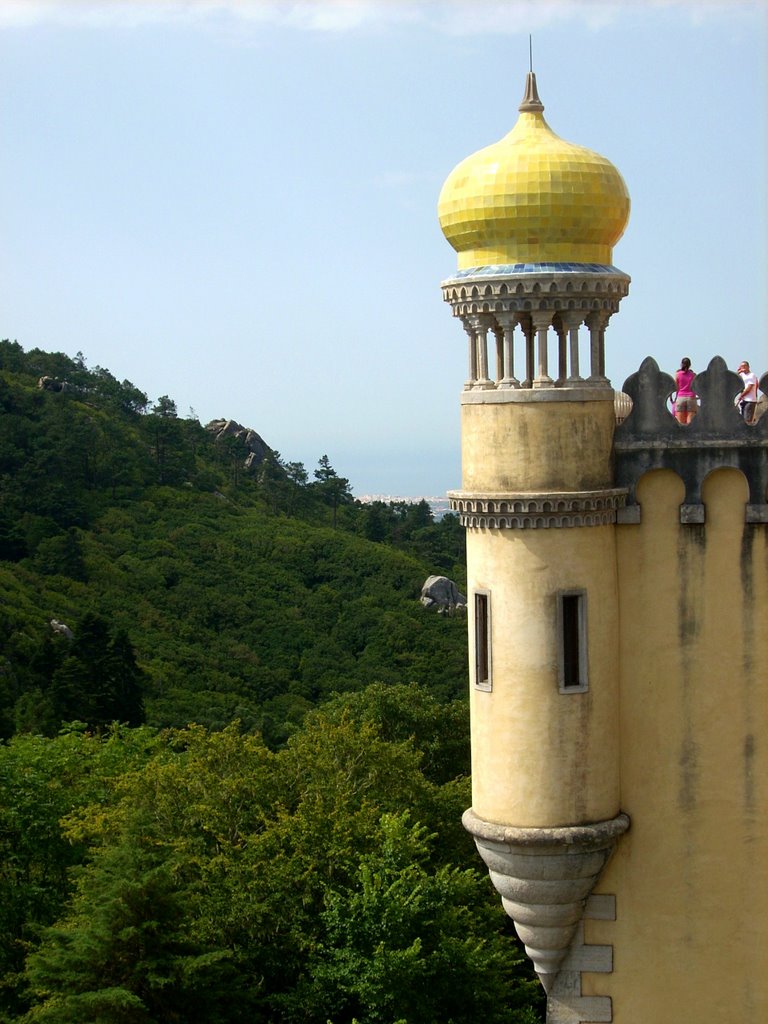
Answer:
[205, 419, 271, 470]
[419, 575, 466, 614]
[546, 915, 615, 1023]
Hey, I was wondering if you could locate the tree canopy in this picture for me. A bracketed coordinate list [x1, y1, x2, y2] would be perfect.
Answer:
[6, 713, 542, 1024]
[0, 341, 543, 1022]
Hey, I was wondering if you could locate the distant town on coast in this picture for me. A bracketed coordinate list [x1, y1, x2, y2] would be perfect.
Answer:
[357, 495, 453, 519]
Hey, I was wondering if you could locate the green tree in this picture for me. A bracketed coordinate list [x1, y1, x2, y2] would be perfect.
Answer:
[258, 451, 290, 513]
[0, 728, 162, 1019]
[359, 501, 388, 543]
[290, 813, 539, 1024]
[13, 688, 59, 737]
[21, 836, 235, 1024]
[313, 455, 352, 529]
[283, 461, 309, 516]
[13, 719, 544, 1024]
[89, 367, 148, 415]
[0, 655, 18, 738]
[50, 614, 145, 730]
[0, 339, 28, 373]
[31, 528, 87, 580]
[151, 396, 177, 418]
[318, 683, 470, 786]
[0, 509, 28, 561]
[143, 397, 199, 487]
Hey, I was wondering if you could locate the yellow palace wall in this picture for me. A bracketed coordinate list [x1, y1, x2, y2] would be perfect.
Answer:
[584, 468, 768, 1021]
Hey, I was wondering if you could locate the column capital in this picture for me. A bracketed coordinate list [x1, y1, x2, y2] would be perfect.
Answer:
[585, 309, 610, 330]
[530, 310, 554, 331]
[560, 310, 584, 330]
[466, 312, 496, 332]
[494, 310, 521, 330]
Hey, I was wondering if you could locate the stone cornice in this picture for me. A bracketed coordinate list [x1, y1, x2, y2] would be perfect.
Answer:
[441, 267, 630, 319]
[462, 808, 631, 851]
[461, 387, 614, 404]
[448, 489, 627, 529]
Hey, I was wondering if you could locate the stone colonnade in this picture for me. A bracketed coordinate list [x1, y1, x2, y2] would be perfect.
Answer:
[462, 309, 611, 391]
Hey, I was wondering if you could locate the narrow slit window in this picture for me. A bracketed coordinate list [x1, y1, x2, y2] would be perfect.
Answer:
[474, 590, 492, 691]
[558, 590, 588, 692]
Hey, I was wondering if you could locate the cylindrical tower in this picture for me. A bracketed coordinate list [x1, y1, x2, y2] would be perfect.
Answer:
[438, 72, 631, 992]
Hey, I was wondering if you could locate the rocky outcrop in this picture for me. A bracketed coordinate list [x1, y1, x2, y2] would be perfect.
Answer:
[420, 575, 466, 614]
[50, 619, 74, 640]
[205, 419, 271, 470]
[38, 376, 70, 393]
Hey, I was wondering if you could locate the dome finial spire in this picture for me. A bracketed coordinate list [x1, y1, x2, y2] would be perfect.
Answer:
[519, 36, 544, 113]
[519, 70, 544, 113]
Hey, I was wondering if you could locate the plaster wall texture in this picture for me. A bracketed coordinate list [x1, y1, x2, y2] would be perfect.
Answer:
[467, 523, 620, 827]
[583, 467, 768, 1021]
[460, 400, 615, 493]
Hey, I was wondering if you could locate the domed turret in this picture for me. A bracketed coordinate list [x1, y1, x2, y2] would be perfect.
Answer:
[439, 69, 632, 1001]
[438, 73, 630, 270]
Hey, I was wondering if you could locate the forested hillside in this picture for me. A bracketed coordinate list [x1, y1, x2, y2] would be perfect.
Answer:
[0, 340, 543, 1023]
[0, 339, 466, 742]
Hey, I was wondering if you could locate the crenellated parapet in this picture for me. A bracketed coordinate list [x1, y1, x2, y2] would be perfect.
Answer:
[615, 356, 768, 523]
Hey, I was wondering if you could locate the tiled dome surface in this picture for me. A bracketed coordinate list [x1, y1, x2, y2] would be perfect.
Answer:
[438, 82, 630, 271]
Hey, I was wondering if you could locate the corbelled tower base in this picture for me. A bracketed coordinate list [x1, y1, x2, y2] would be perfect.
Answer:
[463, 810, 629, 993]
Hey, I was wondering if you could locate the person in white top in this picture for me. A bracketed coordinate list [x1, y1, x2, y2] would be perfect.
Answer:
[736, 360, 759, 424]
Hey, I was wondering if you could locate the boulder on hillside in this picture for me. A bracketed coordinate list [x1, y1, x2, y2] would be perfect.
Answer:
[50, 619, 74, 640]
[205, 419, 271, 470]
[38, 376, 70, 393]
[420, 575, 466, 615]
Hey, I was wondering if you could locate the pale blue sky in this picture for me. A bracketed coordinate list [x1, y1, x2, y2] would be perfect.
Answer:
[1, 1, 766, 495]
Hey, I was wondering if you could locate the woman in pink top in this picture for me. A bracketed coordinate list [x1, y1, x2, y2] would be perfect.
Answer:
[674, 357, 697, 425]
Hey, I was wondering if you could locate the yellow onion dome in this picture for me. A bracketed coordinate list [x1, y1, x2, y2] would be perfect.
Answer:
[438, 73, 630, 270]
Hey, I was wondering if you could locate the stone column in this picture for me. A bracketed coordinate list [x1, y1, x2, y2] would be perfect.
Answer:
[519, 314, 535, 388]
[493, 322, 504, 383]
[461, 316, 477, 390]
[597, 311, 610, 379]
[531, 310, 554, 388]
[562, 311, 585, 385]
[495, 312, 520, 389]
[468, 313, 495, 390]
[586, 310, 610, 386]
[554, 314, 567, 386]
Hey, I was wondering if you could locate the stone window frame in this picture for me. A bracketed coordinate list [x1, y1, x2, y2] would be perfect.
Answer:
[473, 589, 492, 691]
[557, 589, 589, 693]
